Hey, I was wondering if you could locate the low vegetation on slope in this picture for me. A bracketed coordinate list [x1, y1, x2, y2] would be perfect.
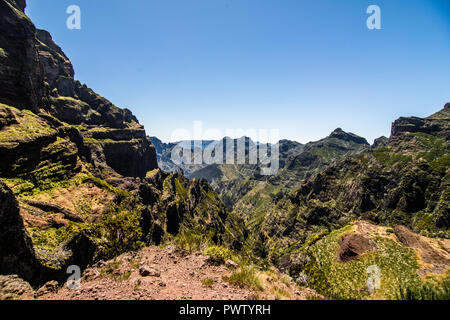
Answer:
[0, 0, 245, 287]
[279, 221, 450, 300]
[305, 224, 424, 299]
[0, 0, 448, 300]
[249, 105, 450, 264]
[8, 245, 317, 301]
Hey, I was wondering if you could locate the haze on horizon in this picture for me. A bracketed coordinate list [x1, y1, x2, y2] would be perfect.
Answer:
[26, 0, 450, 144]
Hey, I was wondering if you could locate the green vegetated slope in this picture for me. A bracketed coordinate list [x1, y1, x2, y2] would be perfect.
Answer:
[189, 131, 370, 214]
[238, 104, 450, 299]
[0, 0, 449, 300]
[298, 222, 450, 300]
[232, 129, 370, 229]
[0, 0, 244, 286]
[261, 105, 450, 255]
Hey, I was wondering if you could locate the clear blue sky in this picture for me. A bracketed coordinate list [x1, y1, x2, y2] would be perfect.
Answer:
[26, 0, 450, 144]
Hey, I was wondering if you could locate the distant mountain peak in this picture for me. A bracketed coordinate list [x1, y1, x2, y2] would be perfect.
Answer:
[372, 136, 389, 148]
[331, 127, 345, 134]
[329, 128, 369, 145]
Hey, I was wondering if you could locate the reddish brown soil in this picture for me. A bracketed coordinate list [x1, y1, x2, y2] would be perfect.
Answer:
[32, 246, 317, 300]
[394, 225, 450, 276]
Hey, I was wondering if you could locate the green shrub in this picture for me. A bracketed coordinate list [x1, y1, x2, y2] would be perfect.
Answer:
[102, 207, 144, 258]
[174, 178, 187, 199]
[223, 266, 263, 291]
[81, 175, 129, 198]
[201, 278, 215, 287]
[398, 277, 450, 300]
[273, 286, 291, 299]
[204, 245, 233, 264]
[100, 260, 122, 276]
[99, 259, 131, 282]
[173, 229, 208, 252]
[29, 222, 91, 250]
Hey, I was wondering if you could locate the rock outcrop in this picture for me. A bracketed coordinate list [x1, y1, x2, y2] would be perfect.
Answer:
[328, 128, 369, 145]
[0, 0, 158, 180]
[0, 274, 33, 300]
[0, 182, 43, 283]
[338, 233, 377, 262]
[0, 0, 243, 289]
[139, 169, 245, 250]
[0, 0, 47, 112]
[254, 103, 449, 260]
[372, 136, 389, 148]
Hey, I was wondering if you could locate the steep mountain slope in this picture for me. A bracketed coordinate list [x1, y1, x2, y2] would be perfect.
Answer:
[1, 0, 448, 301]
[269, 128, 369, 189]
[188, 132, 368, 213]
[0, 0, 46, 112]
[255, 103, 449, 264]
[0, 0, 244, 286]
[231, 129, 370, 233]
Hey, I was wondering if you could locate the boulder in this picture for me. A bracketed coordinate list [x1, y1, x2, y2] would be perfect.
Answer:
[338, 233, 377, 262]
[139, 265, 160, 277]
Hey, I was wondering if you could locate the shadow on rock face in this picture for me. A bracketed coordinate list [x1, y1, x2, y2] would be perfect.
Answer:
[0, 182, 44, 285]
[338, 233, 377, 263]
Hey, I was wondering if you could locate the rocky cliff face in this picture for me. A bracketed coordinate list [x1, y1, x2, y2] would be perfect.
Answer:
[139, 169, 245, 250]
[0, 0, 157, 180]
[0, 0, 244, 286]
[0, 0, 47, 112]
[270, 128, 369, 188]
[0, 182, 43, 283]
[389, 103, 450, 152]
[254, 104, 449, 261]
[36, 25, 158, 178]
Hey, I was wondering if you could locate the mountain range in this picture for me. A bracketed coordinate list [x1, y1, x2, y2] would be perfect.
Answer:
[0, 0, 448, 300]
